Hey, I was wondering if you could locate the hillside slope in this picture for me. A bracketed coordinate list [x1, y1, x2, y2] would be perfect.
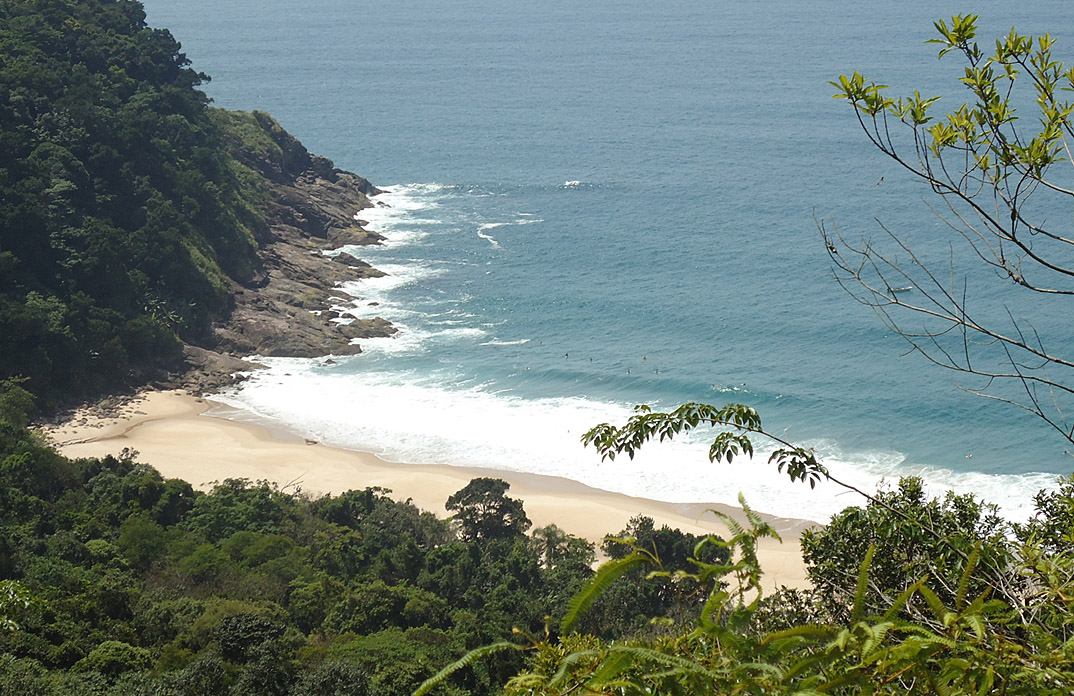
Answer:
[0, 0, 393, 408]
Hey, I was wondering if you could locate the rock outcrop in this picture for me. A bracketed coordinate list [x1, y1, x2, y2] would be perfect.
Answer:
[162, 111, 398, 393]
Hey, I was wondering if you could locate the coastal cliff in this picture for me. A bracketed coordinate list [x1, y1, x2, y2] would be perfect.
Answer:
[0, 0, 395, 410]
[168, 110, 398, 395]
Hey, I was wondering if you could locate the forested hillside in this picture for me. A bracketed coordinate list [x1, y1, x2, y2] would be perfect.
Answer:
[0, 0, 269, 403]
[0, 0, 392, 409]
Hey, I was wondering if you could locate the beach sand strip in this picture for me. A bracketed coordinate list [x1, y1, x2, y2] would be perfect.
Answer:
[43, 389, 818, 591]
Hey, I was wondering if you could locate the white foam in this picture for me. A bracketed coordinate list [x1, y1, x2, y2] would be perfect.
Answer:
[350, 184, 454, 246]
[349, 324, 486, 356]
[339, 261, 443, 297]
[476, 228, 501, 247]
[359, 183, 446, 217]
[472, 218, 545, 247]
[216, 180, 1061, 525]
[216, 364, 1061, 524]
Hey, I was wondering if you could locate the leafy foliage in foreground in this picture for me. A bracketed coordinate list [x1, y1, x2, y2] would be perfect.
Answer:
[415, 395, 1074, 695]
[424, 486, 1074, 695]
[802, 477, 1013, 623]
[583, 402, 828, 488]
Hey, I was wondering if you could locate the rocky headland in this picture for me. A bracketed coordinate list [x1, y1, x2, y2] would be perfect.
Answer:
[36, 110, 397, 426]
[160, 111, 398, 397]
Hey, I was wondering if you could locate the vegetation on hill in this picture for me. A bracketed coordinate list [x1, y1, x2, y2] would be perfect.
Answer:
[0, 382, 728, 695]
[0, 0, 275, 405]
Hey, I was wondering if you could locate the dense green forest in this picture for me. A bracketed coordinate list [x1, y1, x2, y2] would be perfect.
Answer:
[7, 383, 1074, 695]
[0, 0, 267, 406]
[5, 0, 1074, 693]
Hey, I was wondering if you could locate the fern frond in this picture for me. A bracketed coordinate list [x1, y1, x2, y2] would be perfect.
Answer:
[739, 493, 775, 539]
[860, 621, 894, 662]
[699, 589, 731, 629]
[882, 576, 927, 620]
[955, 542, 982, 610]
[851, 544, 877, 622]
[413, 642, 520, 696]
[561, 553, 650, 634]
[603, 645, 723, 682]
[816, 665, 867, 692]
[546, 649, 595, 689]
[761, 623, 835, 645]
[783, 651, 833, 682]
[709, 507, 747, 540]
[964, 612, 987, 640]
[918, 584, 950, 623]
[585, 650, 635, 688]
[736, 661, 785, 678]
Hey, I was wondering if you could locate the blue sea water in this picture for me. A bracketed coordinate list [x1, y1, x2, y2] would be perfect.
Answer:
[143, 0, 1074, 521]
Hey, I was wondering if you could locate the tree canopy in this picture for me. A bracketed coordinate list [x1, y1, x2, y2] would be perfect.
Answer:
[445, 477, 531, 542]
[3, 371, 730, 694]
[0, 0, 266, 406]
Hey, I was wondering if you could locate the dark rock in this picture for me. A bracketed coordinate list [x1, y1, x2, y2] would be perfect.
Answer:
[40, 112, 402, 413]
[149, 346, 263, 396]
[332, 251, 366, 266]
[178, 112, 398, 383]
[327, 225, 385, 247]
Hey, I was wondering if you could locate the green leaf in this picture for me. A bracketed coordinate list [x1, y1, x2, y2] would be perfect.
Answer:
[585, 650, 634, 688]
[561, 553, 650, 634]
[851, 544, 876, 622]
[413, 642, 521, 696]
[955, 542, 982, 610]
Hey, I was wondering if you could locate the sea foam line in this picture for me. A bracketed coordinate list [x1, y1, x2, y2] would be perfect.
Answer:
[216, 359, 1059, 525]
[351, 183, 453, 246]
[224, 182, 1062, 524]
[476, 229, 501, 247]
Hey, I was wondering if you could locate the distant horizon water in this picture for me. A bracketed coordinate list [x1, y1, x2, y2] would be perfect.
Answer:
[145, 0, 1074, 522]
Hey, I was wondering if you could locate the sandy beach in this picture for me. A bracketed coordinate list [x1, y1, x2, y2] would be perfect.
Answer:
[43, 389, 818, 591]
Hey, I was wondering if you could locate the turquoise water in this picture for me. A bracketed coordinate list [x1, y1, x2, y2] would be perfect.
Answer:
[143, 0, 1074, 520]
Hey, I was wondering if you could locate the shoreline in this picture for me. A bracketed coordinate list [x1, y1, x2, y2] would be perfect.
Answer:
[43, 389, 817, 591]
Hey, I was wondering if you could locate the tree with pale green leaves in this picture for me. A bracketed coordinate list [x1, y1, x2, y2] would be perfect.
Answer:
[824, 14, 1074, 445]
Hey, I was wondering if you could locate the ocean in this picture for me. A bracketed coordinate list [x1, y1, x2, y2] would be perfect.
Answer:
[142, 0, 1074, 522]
